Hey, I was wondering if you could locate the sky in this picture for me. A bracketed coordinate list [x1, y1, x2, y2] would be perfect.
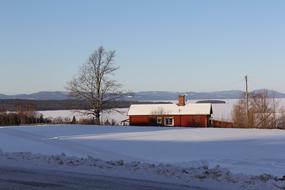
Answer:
[1, 0, 285, 94]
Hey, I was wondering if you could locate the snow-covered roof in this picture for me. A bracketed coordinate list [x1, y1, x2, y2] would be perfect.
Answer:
[128, 103, 213, 116]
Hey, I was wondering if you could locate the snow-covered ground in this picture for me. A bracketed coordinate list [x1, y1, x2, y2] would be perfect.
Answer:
[0, 125, 284, 175]
[1, 152, 284, 190]
[0, 125, 284, 189]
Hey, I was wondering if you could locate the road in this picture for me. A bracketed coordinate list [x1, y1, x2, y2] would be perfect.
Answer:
[0, 166, 206, 190]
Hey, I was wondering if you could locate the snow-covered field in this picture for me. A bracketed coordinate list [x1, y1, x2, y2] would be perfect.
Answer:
[0, 125, 285, 189]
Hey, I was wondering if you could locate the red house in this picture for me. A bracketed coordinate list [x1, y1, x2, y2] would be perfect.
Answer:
[128, 96, 213, 127]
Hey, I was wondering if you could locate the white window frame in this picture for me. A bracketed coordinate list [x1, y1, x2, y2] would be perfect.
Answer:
[164, 117, 174, 126]
[157, 116, 162, 125]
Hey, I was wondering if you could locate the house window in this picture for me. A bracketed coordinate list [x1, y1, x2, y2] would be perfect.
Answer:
[157, 117, 162, 125]
[164, 117, 174, 126]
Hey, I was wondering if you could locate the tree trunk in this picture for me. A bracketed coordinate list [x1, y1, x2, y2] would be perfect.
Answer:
[95, 112, 100, 125]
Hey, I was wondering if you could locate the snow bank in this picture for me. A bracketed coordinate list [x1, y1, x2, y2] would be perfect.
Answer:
[0, 151, 284, 190]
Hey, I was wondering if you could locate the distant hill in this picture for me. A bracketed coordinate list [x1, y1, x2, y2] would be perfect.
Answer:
[125, 90, 244, 100]
[126, 90, 285, 100]
[0, 99, 172, 111]
[1, 90, 285, 101]
[0, 91, 70, 100]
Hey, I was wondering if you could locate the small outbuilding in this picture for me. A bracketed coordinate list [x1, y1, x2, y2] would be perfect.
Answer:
[128, 95, 213, 127]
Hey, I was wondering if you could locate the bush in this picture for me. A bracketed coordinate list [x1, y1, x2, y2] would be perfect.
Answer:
[0, 112, 51, 126]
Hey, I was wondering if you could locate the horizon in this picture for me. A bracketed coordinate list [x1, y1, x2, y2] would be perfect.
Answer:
[2, 88, 285, 96]
[1, 0, 285, 94]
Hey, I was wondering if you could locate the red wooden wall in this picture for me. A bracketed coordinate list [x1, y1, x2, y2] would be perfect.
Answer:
[129, 115, 210, 127]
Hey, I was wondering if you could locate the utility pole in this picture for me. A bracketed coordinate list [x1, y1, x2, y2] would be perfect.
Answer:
[245, 75, 249, 127]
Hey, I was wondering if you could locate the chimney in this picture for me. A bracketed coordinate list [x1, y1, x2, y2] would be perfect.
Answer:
[178, 95, 186, 106]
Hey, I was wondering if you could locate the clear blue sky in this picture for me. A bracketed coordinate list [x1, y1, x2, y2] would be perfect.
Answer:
[1, 0, 285, 94]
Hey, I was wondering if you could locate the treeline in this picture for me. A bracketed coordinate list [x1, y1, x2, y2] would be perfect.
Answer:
[0, 104, 50, 126]
[0, 99, 171, 111]
[0, 102, 116, 126]
[0, 100, 171, 126]
[232, 90, 285, 129]
[50, 116, 119, 126]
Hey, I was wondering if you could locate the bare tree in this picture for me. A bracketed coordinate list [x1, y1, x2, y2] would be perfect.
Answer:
[251, 91, 271, 128]
[277, 108, 285, 129]
[0, 105, 7, 114]
[232, 90, 282, 128]
[150, 107, 170, 126]
[66, 46, 122, 125]
[151, 107, 168, 116]
[232, 98, 248, 128]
